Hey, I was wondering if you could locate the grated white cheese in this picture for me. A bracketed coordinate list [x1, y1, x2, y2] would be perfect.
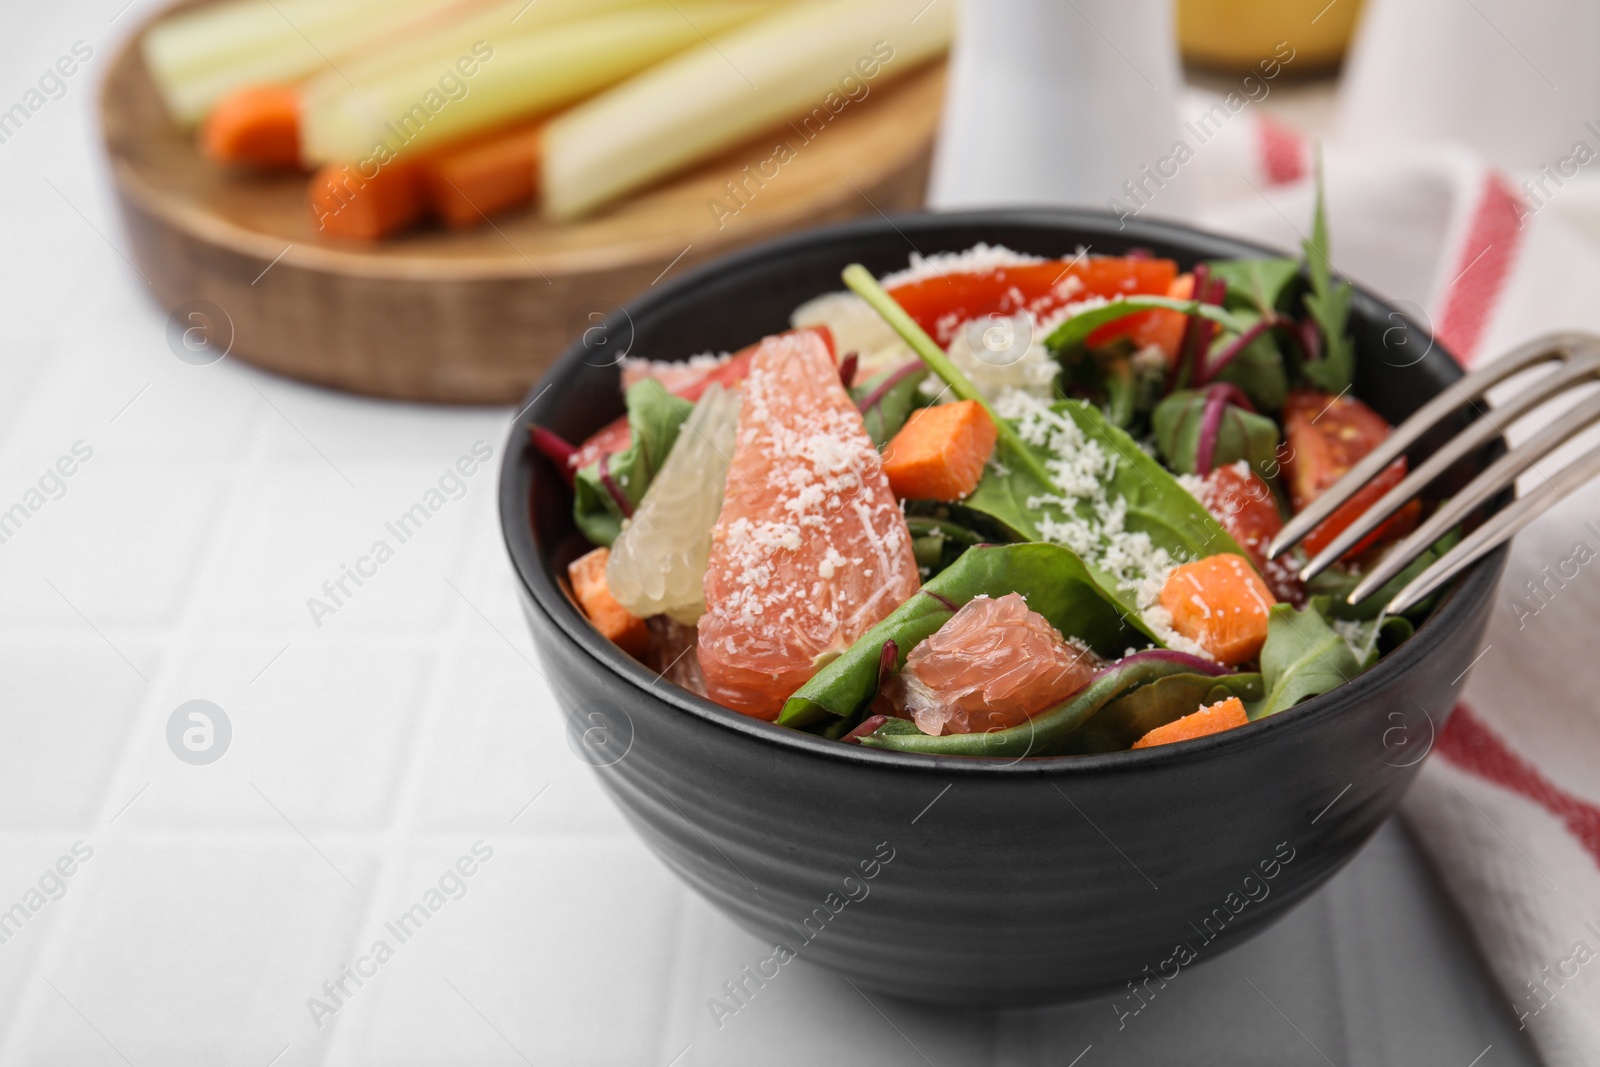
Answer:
[1000, 391, 1218, 660]
[619, 351, 731, 392]
[878, 243, 1055, 288]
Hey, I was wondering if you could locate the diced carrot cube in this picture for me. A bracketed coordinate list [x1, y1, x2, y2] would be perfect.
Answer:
[1159, 553, 1275, 666]
[1132, 696, 1249, 749]
[881, 399, 997, 502]
[567, 547, 648, 658]
[308, 161, 428, 241]
[202, 85, 302, 169]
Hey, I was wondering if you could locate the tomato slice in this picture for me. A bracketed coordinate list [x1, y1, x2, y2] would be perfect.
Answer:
[1301, 459, 1422, 559]
[886, 257, 1177, 347]
[1281, 389, 1420, 559]
[1198, 463, 1302, 603]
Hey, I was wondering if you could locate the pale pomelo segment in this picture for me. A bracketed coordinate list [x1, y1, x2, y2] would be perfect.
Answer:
[883, 592, 1099, 737]
[698, 328, 920, 721]
[607, 383, 740, 624]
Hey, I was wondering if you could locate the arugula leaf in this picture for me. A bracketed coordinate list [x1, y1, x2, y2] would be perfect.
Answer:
[1151, 389, 1281, 476]
[1297, 153, 1356, 394]
[1043, 296, 1246, 354]
[778, 542, 1153, 729]
[963, 399, 1247, 619]
[851, 361, 929, 447]
[1060, 671, 1263, 754]
[855, 654, 1244, 757]
[1246, 601, 1360, 720]
[572, 380, 694, 546]
[1207, 258, 1300, 318]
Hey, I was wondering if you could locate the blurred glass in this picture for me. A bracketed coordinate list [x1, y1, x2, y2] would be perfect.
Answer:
[1178, 0, 1364, 73]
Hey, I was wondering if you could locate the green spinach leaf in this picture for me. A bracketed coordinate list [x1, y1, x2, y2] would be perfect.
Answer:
[1247, 600, 1361, 720]
[855, 654, 1241, 757]
[573, 380, 694, 546]
[1043, 296, 1246, 355]
[1151, 389, 1281, 476]
[1208, 309, 1289, 413]
[963, 399, 1247, 618]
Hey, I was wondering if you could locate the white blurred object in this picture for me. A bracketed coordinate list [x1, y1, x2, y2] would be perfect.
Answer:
[1338, 0, 1600, 174]
[927, 0, 1187, 211]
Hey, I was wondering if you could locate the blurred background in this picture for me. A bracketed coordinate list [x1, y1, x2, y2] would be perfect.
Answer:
[3, 0, 1597, 1063]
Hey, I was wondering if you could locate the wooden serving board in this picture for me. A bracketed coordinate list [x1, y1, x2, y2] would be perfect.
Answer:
[101, 7, 945, 403]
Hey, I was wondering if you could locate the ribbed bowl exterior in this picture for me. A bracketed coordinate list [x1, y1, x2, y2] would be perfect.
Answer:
[500, 211, 1505, 1006]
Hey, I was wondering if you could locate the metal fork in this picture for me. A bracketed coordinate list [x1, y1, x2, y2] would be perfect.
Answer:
[1267, 332, 1600, 615]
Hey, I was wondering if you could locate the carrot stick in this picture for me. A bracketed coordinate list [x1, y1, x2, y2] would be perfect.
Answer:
[418, 120, 545, 229]
[881, 399, 997, 502]
[1131, 696, 1248, 749]
[1159, 554, 1275, 666]
[307, 161, 428, 241]
[567, 546, 649, 657]
[201, 84, 302, 169]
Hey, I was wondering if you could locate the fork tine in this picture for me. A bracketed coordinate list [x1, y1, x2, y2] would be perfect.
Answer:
[1267, 332, 1593, 559]
[1348, 389, 1600, 603]
[1296, 354, 1600, 581]
[1385, 436, 1600, 615]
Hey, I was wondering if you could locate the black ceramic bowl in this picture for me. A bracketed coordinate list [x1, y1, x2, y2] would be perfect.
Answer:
[499, 211, 1505, 1006]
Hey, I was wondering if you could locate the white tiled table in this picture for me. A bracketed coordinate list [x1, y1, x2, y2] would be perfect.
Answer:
[0, 5, 1546, 1063]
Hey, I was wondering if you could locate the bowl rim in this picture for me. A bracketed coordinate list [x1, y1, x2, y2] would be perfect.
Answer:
[498, 207, 1504, 776]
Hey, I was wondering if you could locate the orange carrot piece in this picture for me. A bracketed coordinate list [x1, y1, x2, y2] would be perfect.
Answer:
[308, 161, 428, 241]
[419, 120, 545, 229]
[202, 85, 302, 169]
[567, 547, 649, 658]
[1159, 553, 1275, 666]
[881, 399, 997, 502]
[1132, 696, 1249, 749]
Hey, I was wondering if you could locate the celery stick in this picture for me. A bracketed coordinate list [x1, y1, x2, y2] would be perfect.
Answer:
[142, 0, 467, 125]
[300, 1, 780, 163]
[542, 0, 954, 220]
[297, 0, 657, 117]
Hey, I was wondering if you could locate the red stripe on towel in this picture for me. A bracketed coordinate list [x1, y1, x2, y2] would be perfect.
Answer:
[1437, 702, 1600, 871]
[1257, 117, 1308, 186]
[1433, 173, 1525, 366]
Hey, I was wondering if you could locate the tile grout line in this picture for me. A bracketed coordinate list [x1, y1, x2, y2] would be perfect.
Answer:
[0, 390, 304, 1062]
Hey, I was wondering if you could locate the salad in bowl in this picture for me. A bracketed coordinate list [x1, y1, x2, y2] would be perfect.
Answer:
[533, 189, 1450, 759]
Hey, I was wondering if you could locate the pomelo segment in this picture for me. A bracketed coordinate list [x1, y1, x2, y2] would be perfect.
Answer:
[606, 383, 740, 624]
[698, 328, 920, 720]
[881, 592, 1099, 737]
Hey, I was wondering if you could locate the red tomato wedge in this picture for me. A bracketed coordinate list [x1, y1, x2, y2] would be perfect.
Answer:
[886, 257, 1177, 347]
[1281, 389, 1421, 559]
[1200, 464, 1281, 565]
[1198, 462, 1302, 603]
[1301, 459, 1420, 559]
